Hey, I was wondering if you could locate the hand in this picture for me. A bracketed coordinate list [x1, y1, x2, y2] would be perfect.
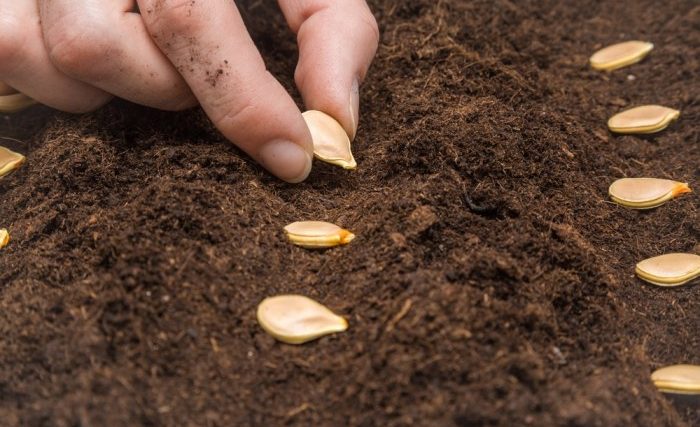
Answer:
[0, 0, 379, 183]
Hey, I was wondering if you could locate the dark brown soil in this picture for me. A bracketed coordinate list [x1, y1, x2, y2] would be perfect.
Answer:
[1, 0, 698, 426]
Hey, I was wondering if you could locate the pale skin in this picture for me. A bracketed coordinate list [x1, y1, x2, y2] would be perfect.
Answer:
[0, 0, 379, 183]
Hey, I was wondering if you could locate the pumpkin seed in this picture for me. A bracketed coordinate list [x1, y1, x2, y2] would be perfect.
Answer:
[608, 178, 691, 209]
[302, 110, 356, 170]
[284, 221, 355, 249]
[256, 295, 348, 344]
[635, 253, 700, 287]
[0, 229, 9, 249]
[590, 41, 653, 71]
[0, 93, 36, 114]
[0, 146, 26, 178]
[652, 365, 700, 395]
[607, 105, 680, 134]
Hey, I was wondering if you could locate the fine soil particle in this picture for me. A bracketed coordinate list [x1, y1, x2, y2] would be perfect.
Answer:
[1, 0, 698, 426]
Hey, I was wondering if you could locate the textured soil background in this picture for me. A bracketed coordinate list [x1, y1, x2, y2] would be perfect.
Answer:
[1, 0, 698, 426]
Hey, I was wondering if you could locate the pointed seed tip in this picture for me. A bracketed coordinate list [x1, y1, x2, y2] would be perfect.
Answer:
[672, 183, 692, 196]
[340, 230, 356, 244]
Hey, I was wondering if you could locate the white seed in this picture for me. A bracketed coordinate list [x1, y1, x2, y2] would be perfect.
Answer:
[0, 82, 17, 96]
[0, 146, 26, 178]
[0, 93, 37, 114]
[302, 110, 356, 170]
[651, 365, 700, 395]
[284, 221, 355, 249]
[590, 41, 653, 71]
[607, 105, 680, 134]
[256, 295, 348, 344]
[0, 229, 9, 249]
[608, 178, 691, 209]
[635, 253, 700, 287]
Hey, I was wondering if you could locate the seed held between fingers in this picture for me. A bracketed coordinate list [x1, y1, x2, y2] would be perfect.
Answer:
[651, 365, 700, 395]
[0, 146, 26, 178]
[635, 253, 700, 287]
[608, 105, 680, 134]
[302, 110, 357, 170]
[590, 41, 654, 71]
[284, 221, 355, 249]
[0, 93, 37, 114]
[256, 294, 348, 344]
[609, 178, 691, 209]
[0, 229, 9, 249]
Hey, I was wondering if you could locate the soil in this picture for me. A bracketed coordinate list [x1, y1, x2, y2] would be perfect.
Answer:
[1, 0, 698, 426]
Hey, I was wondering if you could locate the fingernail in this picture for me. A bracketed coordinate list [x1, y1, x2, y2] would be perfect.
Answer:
[259, 139, 312, 183]
[348, 78, 360, 141]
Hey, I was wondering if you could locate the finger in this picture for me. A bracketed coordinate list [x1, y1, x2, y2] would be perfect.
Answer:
[279, 0, 379, 140]
[0, 0, 110, 112]
[137, 0, 313, 183]
[39, 0, 196, 111]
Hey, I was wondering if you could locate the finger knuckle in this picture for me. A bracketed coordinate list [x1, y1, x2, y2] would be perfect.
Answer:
[0, 12, 28, 71]
[209, 71, 278, 130]
[211, 94, 259, 131]
[141, 0, 203, 39]
[44, 14, 115, 80]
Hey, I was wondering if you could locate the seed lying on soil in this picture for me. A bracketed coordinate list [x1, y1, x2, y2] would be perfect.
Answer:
[0, 82, 17, 96]
[589, 41, 654, 71]
[302, 110, 357, 170]
[608, 178, 692, 209]
[256, 295, 348, 344]
[0, 146, 26, 178]
[651, 365, 700, 395]
[607, 105, 680, 134]
[0, 229, 9, 249]
[284, 221, 355, 249]
[0, 93, 37, 114]
[635, 253, 700, 287]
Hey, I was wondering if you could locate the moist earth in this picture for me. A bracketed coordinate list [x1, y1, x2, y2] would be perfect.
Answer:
[1, 0, 699, 426]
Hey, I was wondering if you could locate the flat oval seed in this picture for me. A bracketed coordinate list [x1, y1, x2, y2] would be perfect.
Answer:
[590, 41, 653, 71]
[302, 110, 357, 170]
[609, 178, 691, 209]
[0, 93, 37, 114]
[0, 82, 17, 96]
[0, 146, 26, 178]
[651, 365, 700, 394]
[284, 221, 355, 249]
[635, 253, 700, 287]
[0, 229, 9, 249]
[608, 105, 680, 134]
[256, 295, 348, 344]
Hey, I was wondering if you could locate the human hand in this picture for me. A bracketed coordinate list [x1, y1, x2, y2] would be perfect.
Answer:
[0, 0, 379, 183]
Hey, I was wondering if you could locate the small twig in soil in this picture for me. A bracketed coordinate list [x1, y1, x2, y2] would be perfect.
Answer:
[464, 194, 499, 217]
[286, 403, 312, 418]
[385, 299, 412, 332]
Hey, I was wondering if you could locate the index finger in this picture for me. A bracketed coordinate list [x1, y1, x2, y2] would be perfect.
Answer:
[137, 0, 313, 183]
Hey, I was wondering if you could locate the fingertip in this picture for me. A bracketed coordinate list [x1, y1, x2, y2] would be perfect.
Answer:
[259, 139, 313, 183]
[296, 69, 360, 141]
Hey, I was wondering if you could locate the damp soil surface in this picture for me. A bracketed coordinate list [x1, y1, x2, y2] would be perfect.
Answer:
[1, 1, 699, 426]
